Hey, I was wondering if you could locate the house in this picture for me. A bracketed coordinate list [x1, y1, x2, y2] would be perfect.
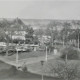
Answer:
[38, 35, 51, 45]
[12, 35, 26, 40]
[0, 42, 6, 47]
[14, 31, 27, 36]
[5, 30, 27, 40]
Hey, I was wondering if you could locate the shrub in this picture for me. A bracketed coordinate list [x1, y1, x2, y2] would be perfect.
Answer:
[60, 47, 80, 60]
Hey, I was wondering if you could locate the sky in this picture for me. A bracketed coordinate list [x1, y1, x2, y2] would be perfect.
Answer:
[0, 0, 80, 20]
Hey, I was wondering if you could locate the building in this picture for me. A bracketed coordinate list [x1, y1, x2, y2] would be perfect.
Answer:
[5, 30, 27, 40]
[38, 35, 51, 45]
[0, 42, 6, 47]
[12, 35, 26, 40]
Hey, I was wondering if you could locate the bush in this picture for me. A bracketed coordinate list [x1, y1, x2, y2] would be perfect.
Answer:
[47, 45, 54, 52]
[60, 47, 80, 60]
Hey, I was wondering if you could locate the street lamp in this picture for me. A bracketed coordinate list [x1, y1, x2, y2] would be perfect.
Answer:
[40, 60, 45, 80]
[63, 35, 65, 47]
[16, 49, 18, 63]
[78, 33, 79, 50]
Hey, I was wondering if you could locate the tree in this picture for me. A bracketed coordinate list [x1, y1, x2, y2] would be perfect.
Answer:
[34, 29, 44, 36]
[0, 28, 11, 56]
[25, 26, 34, 44]
[26, 27, 34, 36]
[33, 36, 39, 44]
[0, 19, 11, 28]
[0, 28, 6, 42]
[48, 60, 80, 80]
[60, 46, 80, 60]
[47, 21, 58, 46]
[69, 21, 80, 49]
[60, 22, 71, 46]
[75, 22, 80, 49]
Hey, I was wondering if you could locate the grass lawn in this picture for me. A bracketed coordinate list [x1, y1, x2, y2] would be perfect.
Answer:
[0, 59, 80, 80]
[27, 59, 80, 77]
[5, 50, 54, 61]
[0, 46, 80, 79]
[0, 61, 60, 80]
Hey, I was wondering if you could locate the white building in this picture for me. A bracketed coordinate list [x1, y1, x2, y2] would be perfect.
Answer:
[38, 35, 51, 44]
[14, 31, 27, 36]
[0, 42, 6, 47]
[12, 35, 26, 40]
[5, 30, 27, 40]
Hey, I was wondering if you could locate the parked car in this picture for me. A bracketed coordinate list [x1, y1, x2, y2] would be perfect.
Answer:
[0, 46, 6, 53]
[16, 45, 32, 52]
[8, 46, 16, 52]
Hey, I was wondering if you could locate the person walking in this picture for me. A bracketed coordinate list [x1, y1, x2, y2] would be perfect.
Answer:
[22, 62, 27, 72]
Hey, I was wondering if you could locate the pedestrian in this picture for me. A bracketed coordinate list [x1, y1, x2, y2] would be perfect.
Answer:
[22, 62, 27, 72]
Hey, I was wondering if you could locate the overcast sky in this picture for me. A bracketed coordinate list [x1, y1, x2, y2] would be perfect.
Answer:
[0, 0, 80, 20]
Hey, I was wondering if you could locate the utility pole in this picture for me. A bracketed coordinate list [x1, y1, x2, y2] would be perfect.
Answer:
[45, 46, 48, 61]
[78, 33, 79, 50]
[65, 53, 68, 80]
[16, 44, 19, 63]
[16, 49, 18, 63]
[77, 28, 80, 50]
[65, 53, 67, 64]
[16, 17, 19, 64]
[63, 35, 65, 47]
[51, 27, 54, 47]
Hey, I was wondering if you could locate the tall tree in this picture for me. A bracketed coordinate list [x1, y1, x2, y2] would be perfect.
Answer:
[71, 21, 80, 49]
[25, 25, 34, 44]
[61, 22, 71, 46]
[47, 21, 58, 46]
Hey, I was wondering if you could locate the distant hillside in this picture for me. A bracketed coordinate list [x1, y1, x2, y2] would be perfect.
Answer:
[22, 19, 51, 30]
[0, 18, 80, 30]
[22, 19, 80, 30]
